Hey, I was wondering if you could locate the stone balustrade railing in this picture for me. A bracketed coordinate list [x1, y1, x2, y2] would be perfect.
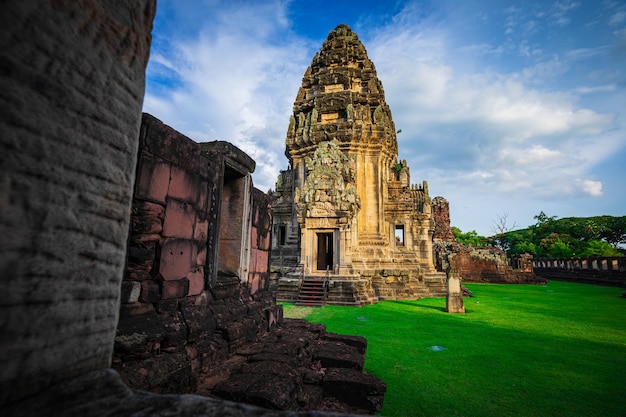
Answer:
[532, 256, 626, 287]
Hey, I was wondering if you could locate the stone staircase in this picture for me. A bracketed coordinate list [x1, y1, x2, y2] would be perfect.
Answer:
[295, 276, 328, 307]
[325, 278, 379, 306]
[423, 271, 447, 297]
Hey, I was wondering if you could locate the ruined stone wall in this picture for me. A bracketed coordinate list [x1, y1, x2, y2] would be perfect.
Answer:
[0, 0, 155, 406]
[430, 196, 542, 284]
[434, 242, 544, 284]
[114, 114, 281, 394]
[432, 196, 454, 241]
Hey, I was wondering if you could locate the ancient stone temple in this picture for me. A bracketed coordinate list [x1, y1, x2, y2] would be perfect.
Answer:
[271, 24, 446, 305]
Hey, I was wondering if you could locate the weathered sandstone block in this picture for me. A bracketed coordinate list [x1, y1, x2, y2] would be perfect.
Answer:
[158, 239, 194, 281]
[162, 198, 196, 239]
[136, 158, 171, 203]
[168, 166, 201, 203]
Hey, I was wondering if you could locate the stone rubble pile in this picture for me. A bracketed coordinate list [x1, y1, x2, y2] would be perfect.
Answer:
[200, 319, 386, 414]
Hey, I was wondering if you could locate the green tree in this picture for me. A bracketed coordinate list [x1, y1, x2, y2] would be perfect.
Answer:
[579, 240, 623, 257]
[512, 241, 538, 256]
[600, 216, 626, 247]
[533, 211, 557, 227]
[548, 239, 575, 257]
[452, 226, 487, 247]
[467, 214, 625, 257]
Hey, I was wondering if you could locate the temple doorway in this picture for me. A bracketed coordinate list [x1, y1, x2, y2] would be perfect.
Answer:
[316, 232, 333, 271]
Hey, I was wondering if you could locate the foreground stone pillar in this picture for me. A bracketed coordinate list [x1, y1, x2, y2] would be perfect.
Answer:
[446, 268, 465, 313]
[0, 0, 155, 407]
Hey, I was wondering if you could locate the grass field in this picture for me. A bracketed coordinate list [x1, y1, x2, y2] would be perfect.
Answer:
[281, 281, 626, 417]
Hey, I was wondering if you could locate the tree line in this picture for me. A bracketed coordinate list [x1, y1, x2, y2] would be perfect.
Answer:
[452, 212, 626, 258]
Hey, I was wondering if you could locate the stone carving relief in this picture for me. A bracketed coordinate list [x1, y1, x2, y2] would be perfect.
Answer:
[373, 105, 384, 124]
[295, 140, 360, 219]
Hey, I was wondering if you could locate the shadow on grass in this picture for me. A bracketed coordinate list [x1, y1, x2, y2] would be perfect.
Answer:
[386, 299, 476, 314]
[387, 299, 447, 312]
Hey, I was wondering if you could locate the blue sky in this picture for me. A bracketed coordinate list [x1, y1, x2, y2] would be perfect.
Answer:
[144, 0, 626, 236]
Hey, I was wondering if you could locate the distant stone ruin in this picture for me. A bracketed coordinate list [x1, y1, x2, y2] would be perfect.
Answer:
[271, 24, 448, 305]
[432, 198, 545, 284]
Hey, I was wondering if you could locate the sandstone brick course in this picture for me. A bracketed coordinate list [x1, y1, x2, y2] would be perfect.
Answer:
[162, 199, 196, 239]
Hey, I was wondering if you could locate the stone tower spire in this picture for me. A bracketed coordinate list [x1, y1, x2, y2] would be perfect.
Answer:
[285, 24, 398, 161]
[285, 24, 405, 246]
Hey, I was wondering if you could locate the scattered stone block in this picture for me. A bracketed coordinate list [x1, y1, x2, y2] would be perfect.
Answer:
[322, 367, 387, 414]
[206, 319, 385, 414]
[119, 302, 155, 317]
[323, 332, 367, 354]
[139, 280, 161, 303]
[313, 339, 364, 370]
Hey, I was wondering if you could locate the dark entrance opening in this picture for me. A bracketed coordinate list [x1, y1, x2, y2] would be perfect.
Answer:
[316, 232, 333, 271]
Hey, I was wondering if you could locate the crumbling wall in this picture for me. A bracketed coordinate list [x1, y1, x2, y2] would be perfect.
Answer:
[0, 0, 155, 406]
[431, 197, 542, 284]
[434, 241, 544, 284]
[113, 114, 281, 393]
[432, 196, 455, 241]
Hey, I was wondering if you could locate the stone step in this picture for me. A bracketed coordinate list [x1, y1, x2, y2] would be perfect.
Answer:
[418, 272, 447, 297]
[295, 278, 328, 307]
[275, 277, 300, 302]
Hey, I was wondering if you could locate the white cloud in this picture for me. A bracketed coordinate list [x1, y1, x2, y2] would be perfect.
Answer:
[143, 1, 310, 190]
[575, 84, 617, 94]
[566, 46, 610, 60]
[550, 0, 581, 26]
[577, 179, 603, 196]
[365, 8, 618, 204]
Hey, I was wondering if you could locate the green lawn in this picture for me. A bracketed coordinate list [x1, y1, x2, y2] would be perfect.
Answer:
[281, 281, 626, 417]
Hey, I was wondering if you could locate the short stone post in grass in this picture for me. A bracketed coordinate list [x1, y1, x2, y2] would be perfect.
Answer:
[446, 268, 465, 313]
